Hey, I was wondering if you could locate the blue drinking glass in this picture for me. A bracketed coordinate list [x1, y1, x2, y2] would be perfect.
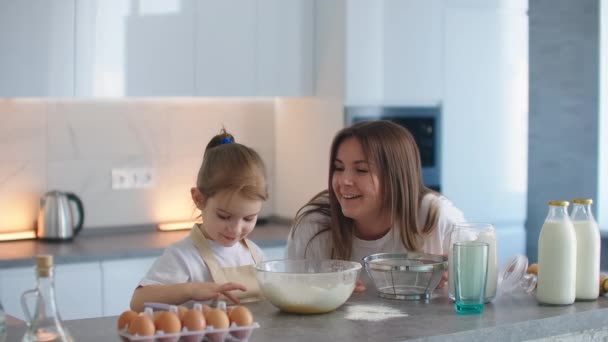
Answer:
[453, 241, 489, 315]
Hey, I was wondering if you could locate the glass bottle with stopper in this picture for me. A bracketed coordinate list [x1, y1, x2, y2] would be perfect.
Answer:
[21, 254, 74, 342]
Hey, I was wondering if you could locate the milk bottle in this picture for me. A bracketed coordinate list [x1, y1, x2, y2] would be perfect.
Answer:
[537, 201, 576, 305]
[571, 198, 600, 301]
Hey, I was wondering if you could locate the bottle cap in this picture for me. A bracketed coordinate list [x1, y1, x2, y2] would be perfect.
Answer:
[573, 198, 593, 204]
[548, 200, 569, 207]
[36, 255, 53, 268]
[36, 254, 53, 277]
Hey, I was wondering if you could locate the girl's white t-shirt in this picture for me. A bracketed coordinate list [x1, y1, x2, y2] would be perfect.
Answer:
[285, 193, 465, 263]
[139, 236, 265, 286]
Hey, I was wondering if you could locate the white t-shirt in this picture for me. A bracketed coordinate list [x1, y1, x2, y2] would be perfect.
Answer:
[285, 193, 465, 263]
[139, 236, 265, 286]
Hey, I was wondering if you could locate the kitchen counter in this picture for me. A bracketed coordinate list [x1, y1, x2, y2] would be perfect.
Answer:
[0, 222, 290, 268]
[5, 289, 608, 342]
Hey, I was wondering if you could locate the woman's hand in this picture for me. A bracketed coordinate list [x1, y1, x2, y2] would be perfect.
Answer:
[189, 282, 247, 304]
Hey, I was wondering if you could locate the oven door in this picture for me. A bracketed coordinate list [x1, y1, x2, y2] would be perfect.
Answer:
[345, 106, 441, 191]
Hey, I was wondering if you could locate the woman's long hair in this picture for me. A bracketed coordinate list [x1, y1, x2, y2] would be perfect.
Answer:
[292, 121, 439, 260]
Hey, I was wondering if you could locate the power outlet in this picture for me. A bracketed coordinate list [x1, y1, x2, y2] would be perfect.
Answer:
[111, 168, 156, 190]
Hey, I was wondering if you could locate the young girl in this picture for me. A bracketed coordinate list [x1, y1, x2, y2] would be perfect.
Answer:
[131, 129, 268, 312]
[285, 120, 465, 290]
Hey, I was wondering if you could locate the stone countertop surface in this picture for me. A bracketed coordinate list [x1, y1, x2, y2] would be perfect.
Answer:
[0, 222, 290, 268]
[5, 289, 608, 342]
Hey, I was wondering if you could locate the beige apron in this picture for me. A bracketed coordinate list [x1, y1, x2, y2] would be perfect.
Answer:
[190, 224, 264, 303]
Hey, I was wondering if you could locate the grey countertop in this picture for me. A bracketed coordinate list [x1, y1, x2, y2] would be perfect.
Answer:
[5, 288, 608, 342]
[0, 222, 290, 268]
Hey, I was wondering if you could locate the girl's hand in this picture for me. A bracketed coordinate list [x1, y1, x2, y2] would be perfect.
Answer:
[354, 280, 366, 292]
[437, 270, 448, 288]
[436, 253, 448, 288]
[190, 282, 247, 304]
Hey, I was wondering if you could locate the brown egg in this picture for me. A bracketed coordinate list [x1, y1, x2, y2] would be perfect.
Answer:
[182, 309, 206, 331]
[600, 274, 608, 295]
[204, 308, 229, 329]
[128, 315, 155, 336]
[202, 304, 212, 315]
[177, 305, 189, 320]
[117, 310, 139, 330]
[153, 310, 163, 322]
[527, 263, 538, 276]
[154, 311, 181, 334]
[228, 306, 253, 326]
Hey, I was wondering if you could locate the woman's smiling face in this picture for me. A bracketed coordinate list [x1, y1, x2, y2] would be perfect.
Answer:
[331, 137, 384, 224]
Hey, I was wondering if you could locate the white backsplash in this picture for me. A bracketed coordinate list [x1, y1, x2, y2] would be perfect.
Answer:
[0, 98, 276, 231]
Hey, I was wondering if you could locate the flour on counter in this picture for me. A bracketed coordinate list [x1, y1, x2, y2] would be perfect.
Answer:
[344, 304, 408, 322]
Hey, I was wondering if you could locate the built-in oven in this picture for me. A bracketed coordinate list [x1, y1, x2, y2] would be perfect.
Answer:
[345, 106, 441, 191]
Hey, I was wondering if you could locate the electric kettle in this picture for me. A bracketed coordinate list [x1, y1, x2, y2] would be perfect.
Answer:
[37, 191, 85, 241]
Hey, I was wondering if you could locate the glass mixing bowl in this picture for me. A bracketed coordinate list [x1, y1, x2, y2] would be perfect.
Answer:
[254, 259, 362, 314]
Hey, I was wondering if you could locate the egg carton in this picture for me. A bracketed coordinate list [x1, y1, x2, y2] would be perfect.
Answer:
[117, 322, 260, 342]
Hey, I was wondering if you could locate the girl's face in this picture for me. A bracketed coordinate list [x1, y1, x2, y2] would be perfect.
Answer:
[331, 137, 384, 224]
[192, 189, 262, 247]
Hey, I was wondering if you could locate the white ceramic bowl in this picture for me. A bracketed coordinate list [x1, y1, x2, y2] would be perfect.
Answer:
[255, 259, 362, 314]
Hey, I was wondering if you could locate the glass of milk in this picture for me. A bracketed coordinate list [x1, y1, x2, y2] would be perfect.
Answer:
[448, 223, 498, 303]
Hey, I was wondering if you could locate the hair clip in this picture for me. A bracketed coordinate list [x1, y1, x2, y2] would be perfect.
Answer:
[220, 137, 233, 144]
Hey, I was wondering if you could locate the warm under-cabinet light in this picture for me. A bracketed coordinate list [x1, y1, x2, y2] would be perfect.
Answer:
[157, 221, 198, 231]
[0, 230, 36, 241]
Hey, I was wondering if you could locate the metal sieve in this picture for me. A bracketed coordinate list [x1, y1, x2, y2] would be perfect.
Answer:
[363, 252, 448, 300]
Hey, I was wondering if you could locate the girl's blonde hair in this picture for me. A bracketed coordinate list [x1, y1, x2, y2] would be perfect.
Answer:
[293, 120, 439, 260]
[197, 129, 268, 201]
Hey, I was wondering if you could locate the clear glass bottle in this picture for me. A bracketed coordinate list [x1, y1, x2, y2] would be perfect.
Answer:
[571, 198, 601, 301]
[21, 255, 74, 342]
[537, 201, 576, 305]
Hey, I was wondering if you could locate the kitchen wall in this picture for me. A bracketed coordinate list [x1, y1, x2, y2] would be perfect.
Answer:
[0, 98, 279, 232]
[274, 98, 344, 219]
[527, 0, 601, 261]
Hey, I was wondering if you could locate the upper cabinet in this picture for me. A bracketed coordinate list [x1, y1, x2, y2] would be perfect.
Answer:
[0, 0, 75, 97]
[195, 0, 256, 96]
[0, 0, 313, 97]
[383, 0, 442, 106]
[256, 0, 314, 96]
[75, 0, 196, 97]
[344, 0, 442, 106]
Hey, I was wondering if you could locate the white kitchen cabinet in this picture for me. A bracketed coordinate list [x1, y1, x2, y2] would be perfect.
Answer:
[0, 262, 103, 320]
[383, 0, 443, 105]
[344, 0, 442, 106]
[0, 266, 34, 319]
[256, 0, 314, 96]
[101, 257, 156, 316]
[345, 0, 383, 104]
[1, 0, 313, 97]
[441, 3, 529, 263]
[195, 0, 257, 96]
[0, 0, 75, 97]
[196, 0, 314, 96]
[75, 0, 196, 97]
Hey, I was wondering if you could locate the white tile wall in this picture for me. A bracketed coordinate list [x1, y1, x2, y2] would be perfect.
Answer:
[0, 99, 47, 231]
[0, 98, 276, 231]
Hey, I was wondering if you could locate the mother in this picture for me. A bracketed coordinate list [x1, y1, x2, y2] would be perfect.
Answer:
[285, 120, 465, 289]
